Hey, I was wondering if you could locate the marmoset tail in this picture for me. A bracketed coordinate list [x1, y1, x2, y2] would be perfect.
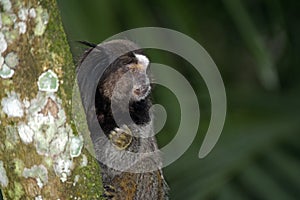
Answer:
[77, 39, 169, 200]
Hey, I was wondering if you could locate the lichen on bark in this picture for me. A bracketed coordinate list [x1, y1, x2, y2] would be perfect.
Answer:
[0, 0, 103, 199]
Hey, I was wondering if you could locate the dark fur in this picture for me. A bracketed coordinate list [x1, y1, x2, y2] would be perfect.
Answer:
[97, 53, 151, 138]
[78, 41, 151, 139]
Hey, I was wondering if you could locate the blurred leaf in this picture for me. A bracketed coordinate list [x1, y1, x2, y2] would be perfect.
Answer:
[164, 93, 300, 199]
[223, 0, 279, 90]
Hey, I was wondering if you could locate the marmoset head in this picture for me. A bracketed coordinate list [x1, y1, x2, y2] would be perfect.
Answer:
[100, 51, 151, 103]
[78, 40, 152, 130]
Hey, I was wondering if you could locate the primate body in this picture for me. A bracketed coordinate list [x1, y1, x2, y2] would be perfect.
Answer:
[77, 40, 169, 200]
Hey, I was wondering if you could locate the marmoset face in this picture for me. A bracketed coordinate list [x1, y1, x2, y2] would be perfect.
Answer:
[102, 52, 151, 103]
[128, 53, 151, 101]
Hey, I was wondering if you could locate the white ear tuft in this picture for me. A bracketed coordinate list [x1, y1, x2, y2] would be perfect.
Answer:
[134, 54, 149, 69]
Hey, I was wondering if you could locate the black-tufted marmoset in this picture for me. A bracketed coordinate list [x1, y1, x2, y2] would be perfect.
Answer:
[77, 40, 169, 200]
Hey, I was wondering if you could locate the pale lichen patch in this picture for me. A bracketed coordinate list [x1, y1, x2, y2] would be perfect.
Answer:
[0, 12, 2, 28]
[73, 175, 80, 186]
[0, 32, 7, 53]
[48, 126, 69, 157]
[1, 91, 24, 117]
[0, 55, 4, 67]
[16, 21, 27, 34]
[25, 93, 69, 156]
[5, 125, 19, 145]
[80, 154, 88, 167]
[0, 0, 12, 12]
[70, 135, 84, 158]
[0, 160, 9, 187]
[18, 8, 29, 21]
[29, 8, 37, 18]
[23, 98, 30, 108]
[0, 63, 14, 78]
[53, 156, 73, 182]
[4, 51, 19, 69]
[35, 195, 43, 200]
[34, 6, 49, 36]
[18, 123, 34, 144]
[15, 91, 80, 182]
[38, 70, 59, 92]
[2, 29, 18, 45]
[23, 164, 48, 189]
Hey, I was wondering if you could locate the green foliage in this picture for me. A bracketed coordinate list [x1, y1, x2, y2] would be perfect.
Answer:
[57, 0, 300, 199]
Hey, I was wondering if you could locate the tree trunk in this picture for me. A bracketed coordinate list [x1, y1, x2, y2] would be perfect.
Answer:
[0, 0, 103, 199]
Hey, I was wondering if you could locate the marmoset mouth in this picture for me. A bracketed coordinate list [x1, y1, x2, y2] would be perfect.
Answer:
[133, 84, 151, 100]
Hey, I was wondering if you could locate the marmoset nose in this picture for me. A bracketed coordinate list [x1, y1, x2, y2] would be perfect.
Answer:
[134, 85, 150, 96]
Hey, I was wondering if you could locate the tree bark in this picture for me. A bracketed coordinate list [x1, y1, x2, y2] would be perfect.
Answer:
[0, 0, 103, 199]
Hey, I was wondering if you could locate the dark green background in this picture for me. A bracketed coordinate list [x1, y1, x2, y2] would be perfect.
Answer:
[3, 0, 299, 199]
[56, 0, 299, 199]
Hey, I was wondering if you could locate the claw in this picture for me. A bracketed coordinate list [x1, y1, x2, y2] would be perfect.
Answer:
[114, 127, 121, 132]
[121, 124, 130, 131]
[109, 131, 117, 139]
